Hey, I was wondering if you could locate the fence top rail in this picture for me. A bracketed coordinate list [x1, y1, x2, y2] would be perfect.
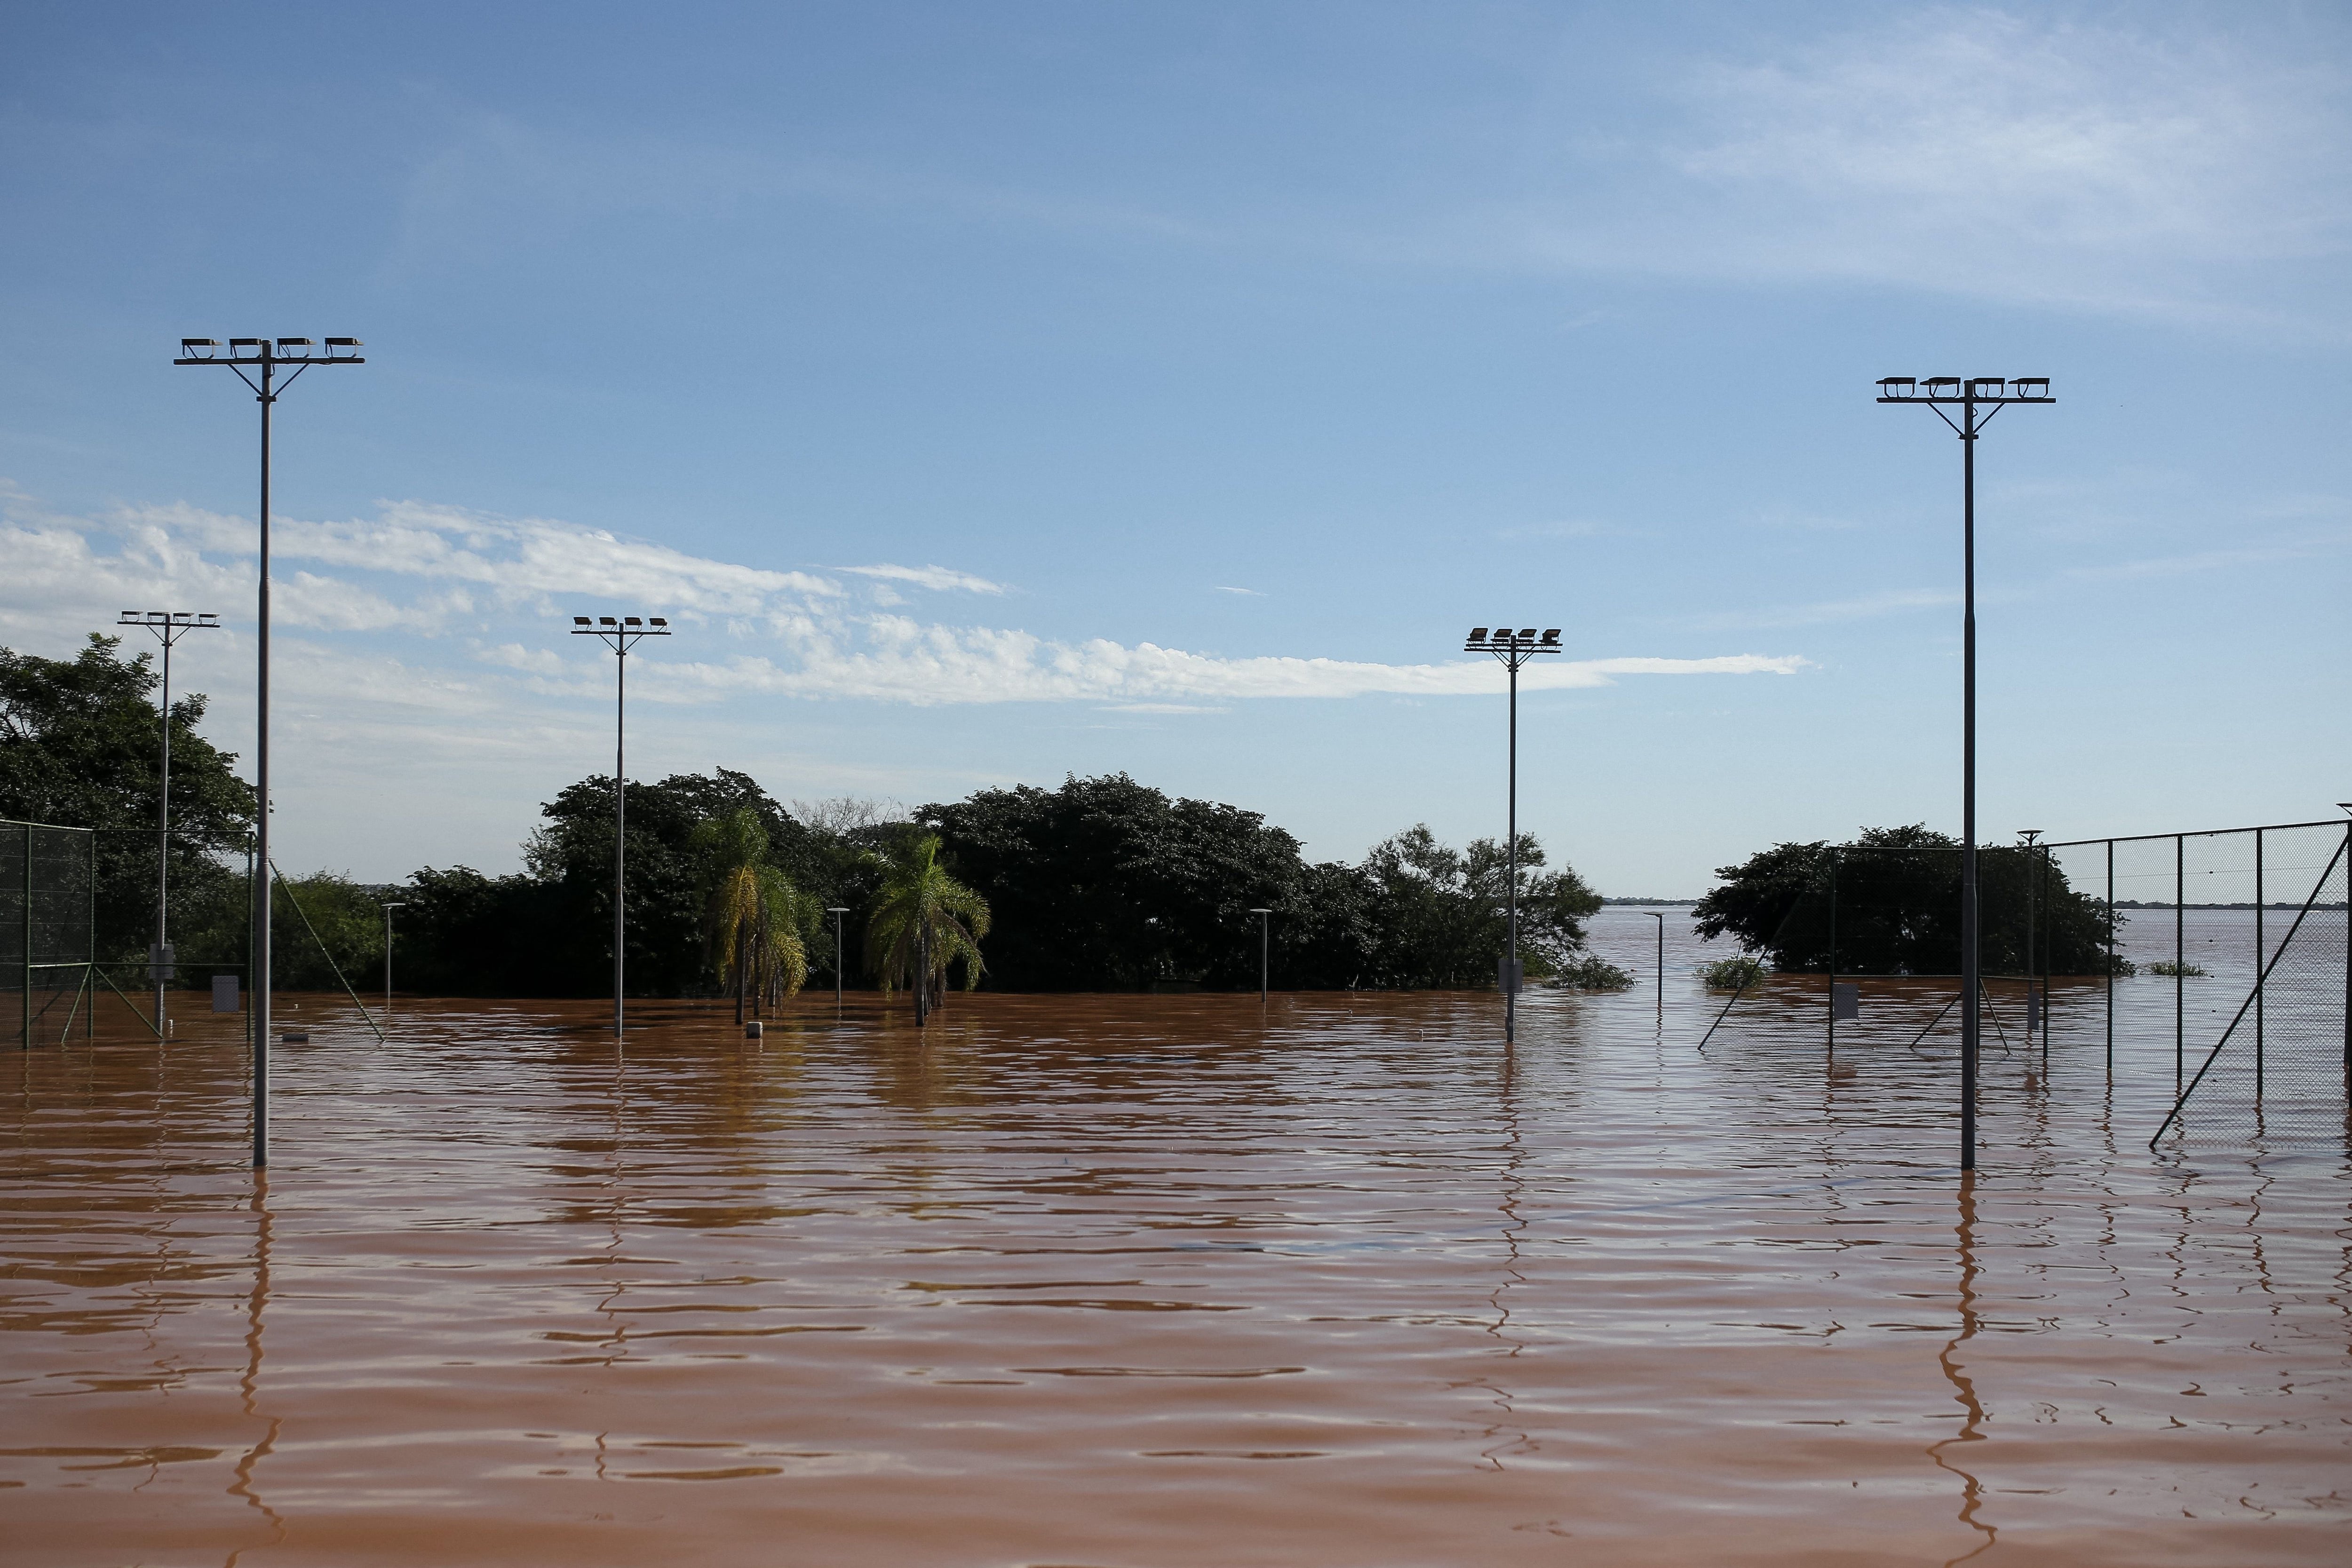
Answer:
[0, 818, 93, 834]
[2044, 818, 2351, 850]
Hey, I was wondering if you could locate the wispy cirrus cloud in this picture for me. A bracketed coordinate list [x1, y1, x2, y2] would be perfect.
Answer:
[0, 487, 1804, 710]
[1680, 587, 1958, 633]
[655, 632, 1804, 708]
[837, 562, 1009, 595]
[1502, 7, 2352, 329]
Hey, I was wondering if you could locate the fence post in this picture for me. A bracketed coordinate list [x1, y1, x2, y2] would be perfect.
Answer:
[2105, 839, 2114, 1075]
[20, 824, 30, 1051]
[2175, 833, 2185, 1093]
[2254, 828, 2264, 1104]
[1827, 852, 1837, 1056]
[85, 829, 95, 1041]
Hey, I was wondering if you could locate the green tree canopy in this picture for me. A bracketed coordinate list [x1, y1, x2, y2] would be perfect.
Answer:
[690, 806, 811, 1022]
[865, 831, 990, 1016]
[1692, 824, 2120, 975]
[0, 635, 256, 970]
[921, 773, 1300, 990]
[1356, 825, 1602, 988]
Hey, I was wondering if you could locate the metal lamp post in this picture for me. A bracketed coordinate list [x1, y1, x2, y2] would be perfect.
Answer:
[1644, 911, 1663, 1028]
[2018, 829, 2043, 1043]
[381, 901, 407, 1018]
[1463, 626, 1563, 1045]
[174, 336, 365, 1168]
[1248, 907, 1271, 1002]
[1876, 375, 2052, 1172]
[116, 610, 220, 1036]
[828, 907, 850, 1010]
[569, 615, 672, 1037]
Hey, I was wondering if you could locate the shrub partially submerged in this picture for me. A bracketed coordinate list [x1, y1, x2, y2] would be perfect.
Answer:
[1700, 954, 1767, 991]
[1549, 953, 1635, 991]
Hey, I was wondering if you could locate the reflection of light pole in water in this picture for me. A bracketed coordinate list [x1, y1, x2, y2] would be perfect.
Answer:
[1248, 908, 1271, 1003]
[1462, 626, 1562, 1046]
[1477, 1049, 1531, 1469]
[1877, 374, 2055, 1173]
[1928, 1173, 1995, 1559]
[228, 1172, 284, 1548]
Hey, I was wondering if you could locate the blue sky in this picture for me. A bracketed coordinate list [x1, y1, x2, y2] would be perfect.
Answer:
[2, 1, 2346, 894]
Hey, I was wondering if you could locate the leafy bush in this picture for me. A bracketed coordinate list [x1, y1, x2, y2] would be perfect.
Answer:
[1700, 954, 1767, 991]
[1549, 953, 1634, 991]
[1692, 825, 2121, 975]
[2146, 959, 2206, 977]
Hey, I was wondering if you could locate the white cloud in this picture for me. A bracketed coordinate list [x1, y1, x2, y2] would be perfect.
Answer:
[111, 498, 845, 613]
[1214, 585, 1264, 596]
[1508, 7, 2352, 326]
[838, 562, 1009, 594]
[656, 631, 1806, 708]
[473, 642, 565, 675]
[0, 485, 1805, 713]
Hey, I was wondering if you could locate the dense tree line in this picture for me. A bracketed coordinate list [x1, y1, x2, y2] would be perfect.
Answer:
[1, 635, 256, 977]
[3, 637, 1620, 997]
[1692, 824, 2123, 975]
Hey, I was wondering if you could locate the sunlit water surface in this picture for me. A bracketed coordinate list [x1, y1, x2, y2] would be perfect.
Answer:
[5, 913, 2349, 1567]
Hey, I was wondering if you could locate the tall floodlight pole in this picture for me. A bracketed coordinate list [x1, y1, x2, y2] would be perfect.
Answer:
[827, 907, 850, 1010]
[116, 610, 220, 1035]
[570, 615, 671, 1037]
[381, 901, 407, 1018]
[1248, 907, 1271, 1002]
[1877, 375, 2053, 1172]
[174, 336, 364, 1169]
[1462, 626, 1563, 1045]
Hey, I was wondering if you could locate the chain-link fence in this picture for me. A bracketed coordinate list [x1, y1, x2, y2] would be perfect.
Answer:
[2, 819, 95, 1046]
[5, 823, 266, 1045]
[1697, 819, 2350, 1155]
[2048, 822, 2352, 1152]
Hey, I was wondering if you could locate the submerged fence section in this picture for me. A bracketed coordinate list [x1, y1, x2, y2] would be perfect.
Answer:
[1697, 818, 2350, 1154]
[1, 820, 96, 1047]
[2049, 821, 2352, 1151]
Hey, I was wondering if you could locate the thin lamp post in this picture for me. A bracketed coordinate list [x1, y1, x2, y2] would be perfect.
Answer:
[116, 610, 219, 1035]
[381, 902, 407, 1018]
[175, 336, 365, 1169]
[1644, 911, 1663, 1028]
[1248, 908, 1271, 1002]
[1876, 374, 2053, 1172]
[1463, 626, 1563, 1045]
[827, 907, 850, 1010]
[569, 615, 672, 1037]
[2019, 829, 2042, 1043]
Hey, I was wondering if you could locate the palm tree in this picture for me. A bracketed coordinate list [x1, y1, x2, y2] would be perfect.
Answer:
[865, 832, 989, 1024]
[691, 808, 810, 1024]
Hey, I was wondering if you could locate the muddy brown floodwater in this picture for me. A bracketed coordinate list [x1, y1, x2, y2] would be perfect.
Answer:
[5, 932, 2351, 1566]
